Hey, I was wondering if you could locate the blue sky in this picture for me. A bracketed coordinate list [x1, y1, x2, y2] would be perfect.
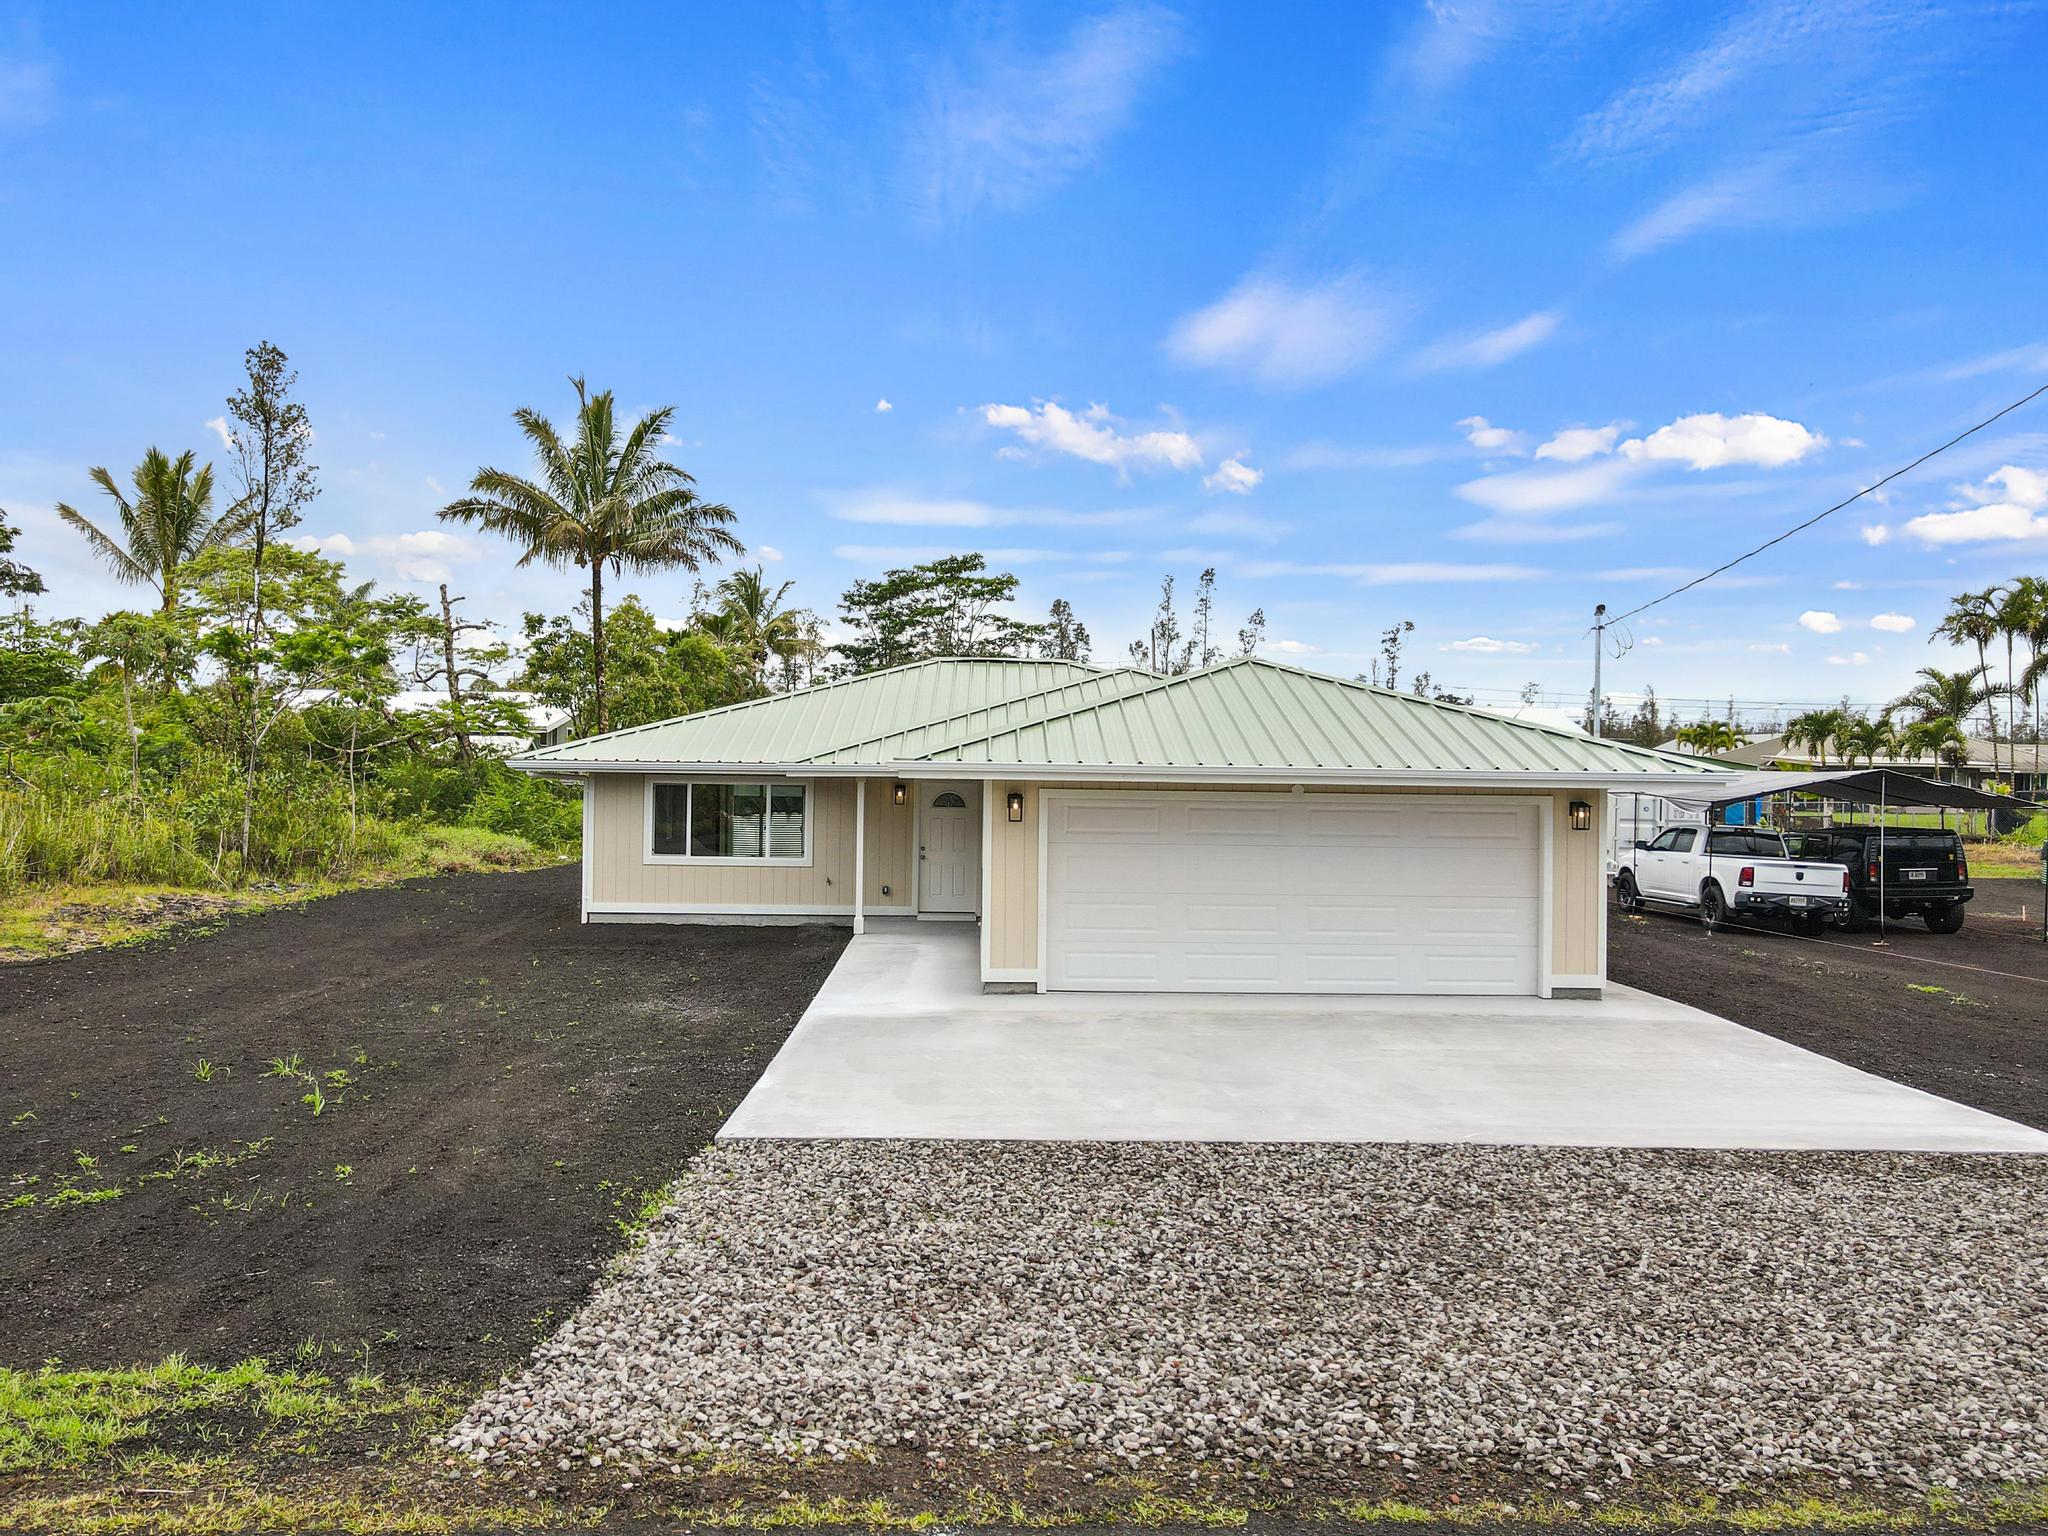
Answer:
[4, 1, 2047, 723]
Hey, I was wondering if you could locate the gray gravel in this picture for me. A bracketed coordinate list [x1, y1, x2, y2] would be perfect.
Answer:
[452, 1141, 2048, 1489]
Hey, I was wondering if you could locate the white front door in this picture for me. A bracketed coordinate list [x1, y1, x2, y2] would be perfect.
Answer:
[918, 783, 980, 914]
[1044, 790, 1543, 995]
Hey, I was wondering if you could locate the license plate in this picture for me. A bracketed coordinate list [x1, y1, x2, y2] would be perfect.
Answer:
[1906, 869, 1931, 881]
[1788, 896, 1808, 907]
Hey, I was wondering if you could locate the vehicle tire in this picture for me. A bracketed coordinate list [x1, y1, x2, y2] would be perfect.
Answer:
[1615, 872, 1641, 911]
[1795, 911, 1830, 937]
[1839, 898, 1870, 934]
[1924, 903, 1966, 935]
[1699, 883, 1726, 932]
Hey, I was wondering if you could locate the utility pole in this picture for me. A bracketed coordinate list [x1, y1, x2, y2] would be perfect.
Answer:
[1591, 603, 1607, 740]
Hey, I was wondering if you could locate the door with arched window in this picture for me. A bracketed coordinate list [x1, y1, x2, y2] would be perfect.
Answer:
[918, 782, 981, 915]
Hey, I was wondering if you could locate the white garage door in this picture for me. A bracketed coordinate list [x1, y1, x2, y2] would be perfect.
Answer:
[1045, 792, 1543, 995]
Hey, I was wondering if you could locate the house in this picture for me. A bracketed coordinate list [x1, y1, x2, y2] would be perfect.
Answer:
[1659, 731, 2047, 795]
[508, 656, 1726, 1000]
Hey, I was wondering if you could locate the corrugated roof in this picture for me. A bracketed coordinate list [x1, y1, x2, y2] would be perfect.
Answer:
[514, 657, 1117, 766]
[919, 658, 1718, 776]
[511, 654, 1723, 778]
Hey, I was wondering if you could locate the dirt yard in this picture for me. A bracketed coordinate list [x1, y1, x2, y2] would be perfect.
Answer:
[1609, 876, 2048, 1130]
[0, 865, 845, 1380]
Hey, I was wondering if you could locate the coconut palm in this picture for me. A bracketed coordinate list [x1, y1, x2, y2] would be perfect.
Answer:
[1989, 579, 2044, 779]
[1900, 716, 1969, 781]
[1893, 664, 1991, 727]
[699, 566, 820, 691]
[439, 378, 740, 734]
[57, 448, 243, 612]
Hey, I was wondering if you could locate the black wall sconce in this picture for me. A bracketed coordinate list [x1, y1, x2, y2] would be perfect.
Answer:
[1006, 790, 1024, 823]
[1569, 799, 1593, 832]
[892, 783, 907, 806]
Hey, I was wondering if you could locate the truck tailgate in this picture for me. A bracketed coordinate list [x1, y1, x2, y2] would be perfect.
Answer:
[1742, 858, 1847, 898]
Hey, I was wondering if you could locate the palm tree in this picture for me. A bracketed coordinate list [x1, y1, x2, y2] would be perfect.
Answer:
[1901, 716, 1969, 781]
[439, 378, 741, 734]
[1836, 713, 1897, 767]
[57, 447, 242, 612]
[1893, 663, 1990, 727]
[1932, 586, 2001, 764]
[700, 566, 820, 691]
[1674, 720, 1746, 757]
[1990, 580, 2043, 780]
[1783, 707, 1849, 766]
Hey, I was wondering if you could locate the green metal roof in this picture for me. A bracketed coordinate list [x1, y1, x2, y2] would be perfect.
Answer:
[511, 657, 1124, 766]
[512, 654, 1723, 779]
[916, 657, 1717, 775]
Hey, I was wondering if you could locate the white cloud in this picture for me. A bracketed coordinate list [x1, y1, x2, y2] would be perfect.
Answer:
[1457, 416, 1527, 455]
[1827, 651, 1871, 667]
[1798, 610, 1843, 634]
[757, 545, 784, 562]
[1187, 508, 1286, 541]
[1903, 465, 2048, 545]
[1869, 612, 1915, 633]
[1860, 523, 1891, 546]
[290, 528, 482, 584]
[1455, 457, 1636, 515]
[1280, 441, 1445, 471]
[1201, 456, 1263, 495]
[1264, 638, 1318, 655]
[1165, 272, 1399, 390]
[1451, 518, 1621, 544]
[874, 398, 894, 413]
[1748, 642, 1792, 655]
[1833, 580, 1862, 590]
[1443, 636, 1537, 655]
[980, 400, 1200, 477]
[424, 475, 445, 497]
[826, 489, 1149, 528]
[204, 416, 233, 450]
[1412, 310, 1561, 372]
[1936, 341, 2048, 383]
[908, 3, 1187, 224]
[834, 543, 1128, 567]
[1236, 559, 1543, 586]
[1619, 412, 1823, 470]
[1535, 423, 1624, 463]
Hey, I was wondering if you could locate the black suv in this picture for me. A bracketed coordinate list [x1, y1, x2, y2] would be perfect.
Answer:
[1783, 827, 1972, 933]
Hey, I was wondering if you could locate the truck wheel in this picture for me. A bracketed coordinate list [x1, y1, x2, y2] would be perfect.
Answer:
[1924, 903, 1965, 934]
[1839, 898, 1870, 934]
[1699, 883, 1726, 932]
[1615, 872, 1641, 911]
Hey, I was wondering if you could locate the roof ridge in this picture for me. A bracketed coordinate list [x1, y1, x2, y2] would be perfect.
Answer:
[801, 666, 1160, 763]
[512, 654, 1116, 762]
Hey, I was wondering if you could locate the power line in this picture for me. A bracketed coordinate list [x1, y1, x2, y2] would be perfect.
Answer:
[1606, 379, 2048, 626]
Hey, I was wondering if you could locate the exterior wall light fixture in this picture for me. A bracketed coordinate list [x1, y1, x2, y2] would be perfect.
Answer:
[1569, 799, 1593, 832]
[1006, 791, 1025, 823]
[892, 783, 907, 806]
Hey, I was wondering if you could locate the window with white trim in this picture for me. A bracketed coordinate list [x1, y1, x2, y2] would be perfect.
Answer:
[649, 781, 810, 863]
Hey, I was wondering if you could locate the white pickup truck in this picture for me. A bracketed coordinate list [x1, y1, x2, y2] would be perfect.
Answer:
[1614, 825, 1851, 934]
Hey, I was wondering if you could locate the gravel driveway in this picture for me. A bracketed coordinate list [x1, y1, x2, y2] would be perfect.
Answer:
[454, 1140, 2047, 1492]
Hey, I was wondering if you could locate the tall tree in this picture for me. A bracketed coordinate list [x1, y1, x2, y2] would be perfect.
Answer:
[56, 448, 242, 612]
[222, 343, 320, 870]
[439, 377, 740, 734]
[1931, 586, 2000, 764]
[1783, 707, 1849, 766]
[699, 566, 820, 690]
[1990, 580, 2041, 779]
[0, 511, 44, 599]
[1040, 598, 1091, 662]
[834, 554, 1045, 673]
[1901, 716, 1970, 781]
[1836, 713, 1897, 767]
[1893, 664, 1990, 727]
[1675, 720, 1746, 756]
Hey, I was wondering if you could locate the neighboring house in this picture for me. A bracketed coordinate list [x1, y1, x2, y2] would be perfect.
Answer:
[508, 656, 1724, 1000]
[295, 687, 573, 753]
[1659, 731, 2047, 795]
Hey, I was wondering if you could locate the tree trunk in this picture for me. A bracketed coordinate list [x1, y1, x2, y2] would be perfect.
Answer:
[590, 559, 608, 735]
[238, 490, 269, 881]
[439, 583, 472, 761]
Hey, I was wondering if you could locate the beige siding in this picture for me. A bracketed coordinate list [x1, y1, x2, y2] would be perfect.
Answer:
[985, 781, 1040, 972]
[586, 774, 914, 913]
[982, 781, 1607, 992]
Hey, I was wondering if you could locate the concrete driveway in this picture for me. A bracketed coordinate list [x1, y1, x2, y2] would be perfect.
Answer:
[721, 920, 2048, 1152]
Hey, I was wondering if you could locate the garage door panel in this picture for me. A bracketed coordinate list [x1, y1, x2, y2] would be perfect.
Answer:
[1047, 792, 1543, 996]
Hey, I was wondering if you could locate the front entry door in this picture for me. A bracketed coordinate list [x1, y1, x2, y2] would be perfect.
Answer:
[918, 784, 980, 914]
